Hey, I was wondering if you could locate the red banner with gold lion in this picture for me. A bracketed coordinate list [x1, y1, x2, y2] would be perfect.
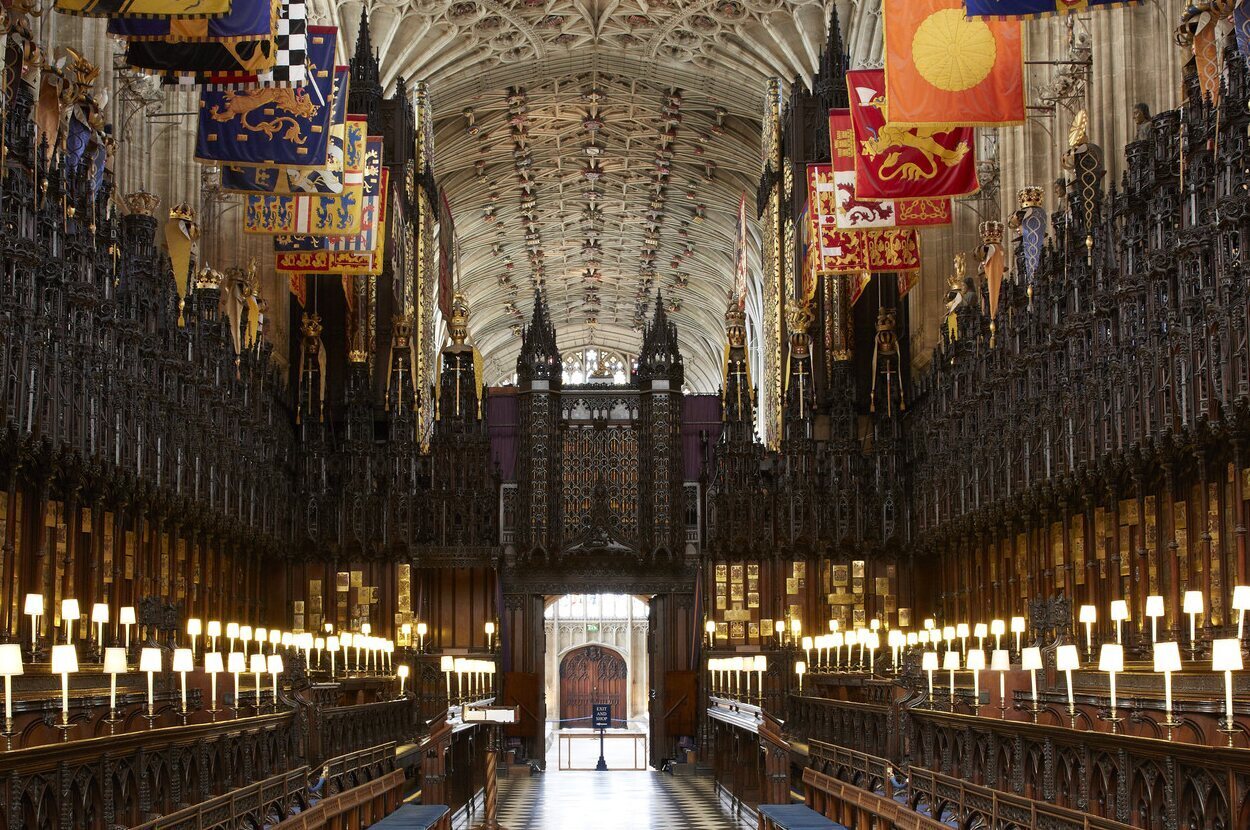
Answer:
[847, 69, 979, 201]
[830, 109, 951, 228]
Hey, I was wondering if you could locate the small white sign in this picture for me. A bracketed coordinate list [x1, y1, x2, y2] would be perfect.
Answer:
[463, 705, 519, 724]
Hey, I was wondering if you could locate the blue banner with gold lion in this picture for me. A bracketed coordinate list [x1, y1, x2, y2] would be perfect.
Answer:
[195, 25, 335, 168]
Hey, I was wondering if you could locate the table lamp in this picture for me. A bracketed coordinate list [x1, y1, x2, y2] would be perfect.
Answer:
[23, 593, 43, 648]
[1022, 647, 1043, 711]
[801, 636, 813, 667]
[956, 623, 970, 656]
[51, 644, 78, 720]
[254, 627, 267, 655]
[281, 632, 293, 650]
[1212, 638, 1242, 742]
[400, 622, 412, 648]
[249, 653, 266, 709]
[1233, 587, 1250, 641]
[754, 655, 767, 702]
[119, 606, 137, 651]
[441, 655, 455, 701]
[828, 619, 837, 633]
[1153, 641, 1182, 727]
[227, 652, 246, 711]
[830, 632, 844, 670]
[1078, 605, 1096, 661]
[966, 648, 986, 709]
[1010, 616, 1026, 652]
[314, 637, 324, 667]
[866, 632, 880, 674]
[1106, 600, 1127, 644]
[186, 618, 201, 656]
[398, 664, 409, 696]
[1145, 595, 1165, 643]
[485, 621, 496, 651]
[922, 651, 938, 706]
[102, 647, 127, 716]
[990, 649, 1011, 717]
[974, 623, 987, 652]
[795, 660, 806, 693]
[326, 636, 339, 677]
[269, 630, 281, 654]
[906, 632, 918, 648]
[416, 622, 427, 652]
[226, 622, 239, 654]
[206, 621, 221, 653]
[888, 629, 904, 672]
[204, 652, 223, 712]
[1182, 591, 1204, 651]
[1099, 643, 1124, 724]
[239, 626, 253, 656]
[61, 599, 80, 643]
[774, 619, 785, 647]
[1056, 644, 1079, 719]
[943, 650, 960, 706]
[91, 603, 109, 648]
[266, 654, 283, 708]
[172, 648, 193, 713]
[140, 647, 162, 719]
[0, 643, 23, 725]
[990, 619, 1005, 651]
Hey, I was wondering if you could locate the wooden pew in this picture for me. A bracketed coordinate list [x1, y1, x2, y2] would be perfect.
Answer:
[272, 768, 409, 830]
[800, 768, 947, 830]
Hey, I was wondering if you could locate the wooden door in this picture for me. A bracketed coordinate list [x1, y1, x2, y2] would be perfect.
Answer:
[559, 645, 626, 728]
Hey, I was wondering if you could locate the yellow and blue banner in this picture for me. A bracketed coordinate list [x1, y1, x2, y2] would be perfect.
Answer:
[56, 0, 231, 17]
[195, 25, 335, 168]
[242, 133, 374, 236]
[109, 0, 272, 40]
[274, 138, 386, 274]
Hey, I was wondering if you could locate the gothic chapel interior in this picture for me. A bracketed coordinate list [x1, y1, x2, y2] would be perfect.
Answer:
[0, 0, 1248, 828]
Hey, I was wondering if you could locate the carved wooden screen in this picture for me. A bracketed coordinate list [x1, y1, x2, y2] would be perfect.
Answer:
[558, 645, 626, 728]
[560, 424, 638, 545]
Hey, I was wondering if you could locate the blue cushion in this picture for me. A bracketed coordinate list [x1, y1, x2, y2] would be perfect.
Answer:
[757, 804, 848, 830]
[367, 803, 451, 829]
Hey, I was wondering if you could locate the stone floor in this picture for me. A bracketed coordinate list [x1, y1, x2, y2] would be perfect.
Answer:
[456, 769, 755, 830]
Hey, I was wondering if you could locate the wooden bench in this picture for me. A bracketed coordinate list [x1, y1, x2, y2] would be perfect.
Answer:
[368, 804, 450, 830]
[272, 768, 408, 830]
[801, 768, 947, 830]
[758, 803, 849, 829]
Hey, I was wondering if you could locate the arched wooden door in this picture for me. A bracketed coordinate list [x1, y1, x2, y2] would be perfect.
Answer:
[559, 645, 626, 728]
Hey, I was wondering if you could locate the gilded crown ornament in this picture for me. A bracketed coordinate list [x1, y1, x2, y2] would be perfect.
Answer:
[195, 266, 222, 290]
[979, 220, 1004, 245]
[724, 302, 747, 349]
[124, 191, 160, 216]
[300, 312, 323, 339]
[1019, 186, 1044, 209]
[393, 313, 412, 342]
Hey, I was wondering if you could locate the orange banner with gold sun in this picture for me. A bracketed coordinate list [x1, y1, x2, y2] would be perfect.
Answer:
[883, 0, 1025, 126]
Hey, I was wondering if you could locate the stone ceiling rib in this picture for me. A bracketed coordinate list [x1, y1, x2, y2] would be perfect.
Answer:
[310, 0, 827, 391]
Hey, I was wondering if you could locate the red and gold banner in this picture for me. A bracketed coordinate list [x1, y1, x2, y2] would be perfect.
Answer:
[883, 0, 1025, 126]
[807, 164, 922, 275]
[830, 108, 951, 227]
[847, 70, 978, 201]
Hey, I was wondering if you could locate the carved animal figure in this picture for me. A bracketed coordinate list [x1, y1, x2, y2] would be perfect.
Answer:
[859, 125, 970, 183]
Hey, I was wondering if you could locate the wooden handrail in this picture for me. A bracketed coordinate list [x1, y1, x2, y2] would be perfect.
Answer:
[131, 767, 311, 830]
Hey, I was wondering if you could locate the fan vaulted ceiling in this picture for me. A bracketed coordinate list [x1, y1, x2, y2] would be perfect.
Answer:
[314, 0, 833, 390]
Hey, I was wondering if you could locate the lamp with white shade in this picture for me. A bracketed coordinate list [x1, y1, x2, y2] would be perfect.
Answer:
[795, 660, 806, 693]
[991, 649, 1011, 718]
[50, 644, 78, 736]
[990, 619, 1005, 651]
[943, 650, 960, 708]
[754, 655, 767, 704]
[956, 623, 970, 656]
[1010, 616, 1027, 653]
[830, 632, 844, 671]
[1055, 644, 1080, 721]
[398, 664, 409, 696]
[119, 606, 136, 652]
[1022, 647, 1043, 717]
[266, 654, 283, 711]
[326, 636, 339, 677]
[239, 625, 252, 656]
[416, 622, 427, 652]
[774, 619, 785, 647]
[888, 629, 904, 673]
[227, 652, 246, 713]
[61, 599, 80, 644]
[1099, 643, 1124, 728]
[1145, 595, 1165, 644]
[204, 652, 223, 713]
[1233, 587, 1250, 641]
[922, 651, 938, 707]
[1183, 591, 1204, 655]
[974, 623, 987, 652]
[801, 635, 813, 668]
[0, 643, 23, 742]
[1153, 641, 1182, 730]
[1078, 605, 1096, 661]
[186, 618, 201, 656]
[485, 621, 496, 651]
[226, 622, 239, 654]
[268, 629, 281, 654]
[249, 653, 266, 711]
[1212, 638, 1242, 745]
[102, 647, 127, 722]
[172, 648, 193, 716]
[91, 603, 109, 649]
[139, 647, 162, 724]
[966, 648, 986, 709]
[441, 655, 455, 703]
[206, 621, 221, 653]
[1109, 600, 1129, 645]
[23, 593, 43, 649]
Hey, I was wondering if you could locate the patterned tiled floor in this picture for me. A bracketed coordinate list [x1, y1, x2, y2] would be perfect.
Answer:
[456, 770, 755, 829]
